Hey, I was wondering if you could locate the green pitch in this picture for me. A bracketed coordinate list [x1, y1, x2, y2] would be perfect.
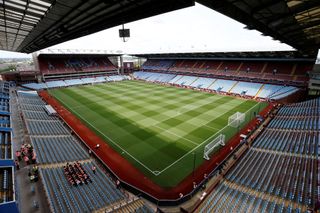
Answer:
[49, 80, 267, 187]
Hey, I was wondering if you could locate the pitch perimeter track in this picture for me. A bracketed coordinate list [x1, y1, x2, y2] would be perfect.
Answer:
[39, 90, 272, 200]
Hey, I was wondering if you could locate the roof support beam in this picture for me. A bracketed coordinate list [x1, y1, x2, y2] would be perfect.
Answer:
[10, 0, 30, 50]
[0, 24, 30, 34]
[267, 0, 319, 25]
[280, 19, 320, 34]
[0, 15, 35, 27]
[251, 0, 281, 14]
[0, 3, 44, 19]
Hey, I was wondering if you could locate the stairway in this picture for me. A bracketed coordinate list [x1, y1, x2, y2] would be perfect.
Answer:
[228, 81, 239, 93]
[173, 75, 184, 84]
[290, 64, 297, 76]
[261, 62, 268, 73]
[216, 61, 224, 71]
[254, 84, 265, 99]
[189, 77, 199, 86]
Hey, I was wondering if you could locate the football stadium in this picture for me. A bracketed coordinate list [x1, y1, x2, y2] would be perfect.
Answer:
[0, 1, 319, 213]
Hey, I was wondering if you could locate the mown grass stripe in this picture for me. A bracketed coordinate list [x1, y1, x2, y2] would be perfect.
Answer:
[49, 80, 266, 187]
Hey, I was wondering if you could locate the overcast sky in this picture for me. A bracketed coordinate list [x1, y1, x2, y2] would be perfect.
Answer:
[0, 3, 311, 58]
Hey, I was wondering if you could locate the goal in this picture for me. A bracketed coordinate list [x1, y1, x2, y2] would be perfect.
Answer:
[228, 112, 245, 128]
[203, 134, 225, 160]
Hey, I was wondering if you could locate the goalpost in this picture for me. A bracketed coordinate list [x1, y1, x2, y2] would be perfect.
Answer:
[203, 134, 225, 160]
[228, 112, 245, 128]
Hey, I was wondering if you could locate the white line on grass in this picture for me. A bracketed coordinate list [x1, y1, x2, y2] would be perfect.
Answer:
[53, 95, 158, 175]
[203, 124, 220, 131]
[153, 125, 199, 146]
[55, 88, 261, 177]
[156, 101, 261, 175]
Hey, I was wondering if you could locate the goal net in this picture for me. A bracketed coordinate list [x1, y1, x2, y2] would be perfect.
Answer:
[228, 112, 245, 128]
[204, 134, 225, 160]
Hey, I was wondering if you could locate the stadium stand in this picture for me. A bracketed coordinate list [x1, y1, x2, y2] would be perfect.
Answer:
[40, 162, 125, 212]
[26, 120, 70, 136]
[208, 79, 236, 93]
[46, 80, 67, 88]
[238, 61, 265, 73]
[204, 60, 222, 72]
[21, 83, 48, 90]
[196, 98, 319, 212]
[268, 87, 300, 100]
[38, 54, 117, 76]
[133, 71, 298, 100]
[141, 59, 175, 71]
[134, 71, 175, 83]
[230, 82, 263, 97]
[107, 75, 130, 81]
[64, 79, 84, 87]
[169, 60, 201, 72]
[190, 77, 216, 89]
[22, 75, 129, 90]
[141, 59, 313, 85]
[174, 75, 198, 86]
[16, 91, 153, 212]
[256, 84, 285, 99]
[80, 77, 96, 84]
[23, 111, 56, 121]
[95, 76, 108, 83]
[31, 136, 89, 164]
[103, 198, 154, 213]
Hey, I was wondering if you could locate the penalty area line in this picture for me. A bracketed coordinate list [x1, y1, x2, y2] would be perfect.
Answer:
[157, 101, 261, 175]
[153, 125, 199, 146]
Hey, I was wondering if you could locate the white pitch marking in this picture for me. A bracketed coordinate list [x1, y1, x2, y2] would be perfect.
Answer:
[156, 101, 261, 175]
[54, 94, 158, 175]
[203, 124, 220, 131]
[153, 125, 199, 146]
[54, 88, 261, 177]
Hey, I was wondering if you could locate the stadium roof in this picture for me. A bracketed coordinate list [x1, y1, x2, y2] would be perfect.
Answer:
[133, 51, 317, 61]
[38, 53, 120, 57]
[0, 0, 319, 55]
[37, 49, 123, 56]
[0, 0, 194, 53]
[198, 0, 320, 55]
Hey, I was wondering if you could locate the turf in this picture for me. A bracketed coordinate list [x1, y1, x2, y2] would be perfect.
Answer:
[49, 80, 267, 187]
